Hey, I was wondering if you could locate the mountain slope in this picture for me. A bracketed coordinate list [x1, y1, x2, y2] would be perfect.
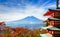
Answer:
[6, 16, 45, 29]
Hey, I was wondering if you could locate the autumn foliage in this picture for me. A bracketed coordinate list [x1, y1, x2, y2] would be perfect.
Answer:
[0, 22, 48, 37]
[2, 27, 41, 37]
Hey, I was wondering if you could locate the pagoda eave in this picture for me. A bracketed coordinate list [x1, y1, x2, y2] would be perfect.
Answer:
[48, 18, 60, 21]
[47, 26, 60, 31]
[49, 9, 60, 11]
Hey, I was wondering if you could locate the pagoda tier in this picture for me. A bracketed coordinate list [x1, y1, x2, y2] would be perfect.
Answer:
[44, 9, 60, 37]
[47, 26, 60, 37]
[44, 9, 60, 18]
[48, 18, 60, 28]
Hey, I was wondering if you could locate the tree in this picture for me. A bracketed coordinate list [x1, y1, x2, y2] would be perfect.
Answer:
[45, 22, 50, 27]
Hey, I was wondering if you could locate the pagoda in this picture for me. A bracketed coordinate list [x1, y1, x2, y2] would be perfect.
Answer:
[44, 0, 60, 37]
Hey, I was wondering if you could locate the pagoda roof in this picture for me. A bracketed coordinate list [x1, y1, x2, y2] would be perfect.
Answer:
[47, 26, 60, 30]
[48, 18, 60, 21]
[49, 9, 60, 11]
[44, 9, 60, 16]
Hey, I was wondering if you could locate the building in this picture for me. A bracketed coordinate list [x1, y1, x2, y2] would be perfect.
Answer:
[44, 9, 60, 37]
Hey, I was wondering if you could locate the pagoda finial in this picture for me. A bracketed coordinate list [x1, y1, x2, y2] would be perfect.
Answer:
[56, 0, 60, 9]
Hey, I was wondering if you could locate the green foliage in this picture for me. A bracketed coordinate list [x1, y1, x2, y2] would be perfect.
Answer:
[3, 28, 10, 37]
[37, 34, 41, 37]
[44, 22, 50, 27]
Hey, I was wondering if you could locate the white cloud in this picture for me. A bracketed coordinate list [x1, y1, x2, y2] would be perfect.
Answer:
[0, 3, 51, 22]
[0, 13, 28, 22]
[40, 0, 51, 7]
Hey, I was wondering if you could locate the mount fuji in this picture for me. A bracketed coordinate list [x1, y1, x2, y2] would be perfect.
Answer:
[6, 16, 45, 30]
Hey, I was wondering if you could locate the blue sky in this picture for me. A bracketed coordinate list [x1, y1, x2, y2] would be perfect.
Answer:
[0, 0, 59, 22]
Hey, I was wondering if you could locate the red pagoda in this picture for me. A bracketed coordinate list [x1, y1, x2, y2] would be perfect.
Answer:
[44, 0, 60, 37]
